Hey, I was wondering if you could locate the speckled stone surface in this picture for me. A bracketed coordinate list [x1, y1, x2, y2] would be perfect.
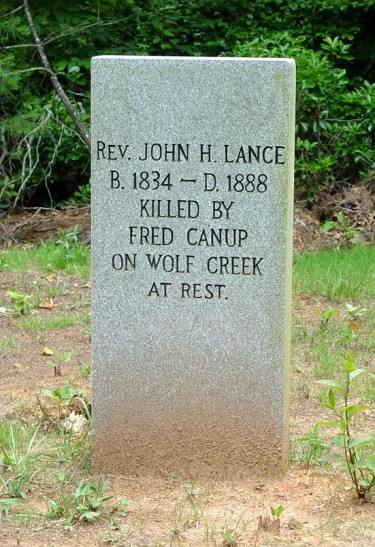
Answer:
[91, 56, 295, 477]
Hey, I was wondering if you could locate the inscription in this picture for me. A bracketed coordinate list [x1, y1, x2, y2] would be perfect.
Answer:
[95, 139, 286, 300]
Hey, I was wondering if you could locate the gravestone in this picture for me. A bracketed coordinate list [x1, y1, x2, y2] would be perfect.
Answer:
[91, 56, 295, 477]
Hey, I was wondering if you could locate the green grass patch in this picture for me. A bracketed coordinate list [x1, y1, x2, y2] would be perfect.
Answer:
[293, 245, 375, 301]
[0, 335, 16, 350]
[19, 314, 75, 331]
[0, 241, 89, 279]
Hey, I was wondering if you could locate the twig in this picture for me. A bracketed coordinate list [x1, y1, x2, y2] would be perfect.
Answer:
[0, 5, 23, 19]
[12, 207, 42, 236]
[36, 395, 58, 427]
[0, 221, 18, 244]
[22, 0, 90, 149]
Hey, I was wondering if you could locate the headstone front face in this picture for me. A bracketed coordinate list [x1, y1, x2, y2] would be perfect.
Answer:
[91, 56, 295, 477]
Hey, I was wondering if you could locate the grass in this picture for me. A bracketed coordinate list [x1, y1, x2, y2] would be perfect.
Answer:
[0, 335, 16, 349]
[18, 313, 75, 331]
[0, 241, 89, 279]
[294, 244, 375, 301]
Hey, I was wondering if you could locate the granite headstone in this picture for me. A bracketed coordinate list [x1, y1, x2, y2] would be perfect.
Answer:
[91, 56, 295, 476]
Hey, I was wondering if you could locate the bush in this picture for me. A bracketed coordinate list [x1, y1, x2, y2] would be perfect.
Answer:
[0, 1, 374, 207]
[233, 32, 375, 200]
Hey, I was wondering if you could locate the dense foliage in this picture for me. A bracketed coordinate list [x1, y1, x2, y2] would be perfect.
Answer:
[0, 0, 374, 207]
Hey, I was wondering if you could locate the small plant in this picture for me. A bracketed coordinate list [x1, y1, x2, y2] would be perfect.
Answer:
[0, 335, 15, 350]
[56, 226, 80, 252]
[48, 474, 110, 528]
[321, 212, 358, 247]
[42, 385, 79, 423]
[270, 504, 284, 519]
[6, 291, 33, 315]
[0, 497, 18, 519]
[221, 523, 240, 546]
[345, 303, 367, 323]
[46, 350, 74, 377]
[181, 482, 203, 525]
[339, 324, 358, 346]
[79, 362, 91, 378]
[291, 426, 325, 466]
[318, 354, 375, 500]
[0, 423, 43, 499]
[318, 307, 337, 331]
[0, 255, 9, 271]
[258, 504, 284, 533]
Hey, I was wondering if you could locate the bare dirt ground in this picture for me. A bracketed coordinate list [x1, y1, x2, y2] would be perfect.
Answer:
[1, 264, 375, 545]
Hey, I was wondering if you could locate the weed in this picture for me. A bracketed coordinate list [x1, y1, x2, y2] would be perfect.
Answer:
[0, 335, 15, 349]
[79, 362, 91, 378]
[257, 504, 284, 533]
[318, 354, 375, 500]
[221, 522, 240, 546]
[291, 426, 326, 466]
[0, 422, 44, 499]
[0, 255, 9, 271]
[345, 303, 367, 323]
[319, 307, 337, 331]
[314, 345, 338, 378]
[321, 212, 359, 247]
[182, 482, 203, 526]
[6, 290, 33, 315]
[56, 226, 80, 253]
[48, 473, 110, 528]
[0, 498, 18, 519]
[46, 350, 74, 377]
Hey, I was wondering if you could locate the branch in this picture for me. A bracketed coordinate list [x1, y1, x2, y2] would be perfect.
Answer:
[0, 5, 23, 19]
[22, 0, 90, 150]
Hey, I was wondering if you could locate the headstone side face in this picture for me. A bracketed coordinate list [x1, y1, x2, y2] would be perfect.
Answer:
[91, 56, 295, 477]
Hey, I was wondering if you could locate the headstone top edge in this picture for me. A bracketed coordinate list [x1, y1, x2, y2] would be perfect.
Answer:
[91, 55, 295, 66]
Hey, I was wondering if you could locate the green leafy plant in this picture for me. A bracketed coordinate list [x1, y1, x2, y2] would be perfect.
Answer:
[48, 474, 110, 528]
[321, 212, 359, 247]
[270, 504, 284, 519]
[55, 226, 80, 259]
[318, 355, 375, 500]
[6, 290, 33, 314]
[46, 350, 74, 377]
[318, 307, 337, 331]
[42, 385, 91, 426]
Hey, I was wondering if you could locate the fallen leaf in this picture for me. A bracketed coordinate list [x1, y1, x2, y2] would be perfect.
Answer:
[82, 282, 91, 289]
[350, 321, 359, 332]
[41, 347, 54, 356]
[39, 298, 55, 309]
[44, 274, 56, 283]
[13, 363, 23, 370]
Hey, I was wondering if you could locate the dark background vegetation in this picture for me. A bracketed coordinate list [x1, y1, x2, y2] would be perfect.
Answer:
[0, 0, 374, 209]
